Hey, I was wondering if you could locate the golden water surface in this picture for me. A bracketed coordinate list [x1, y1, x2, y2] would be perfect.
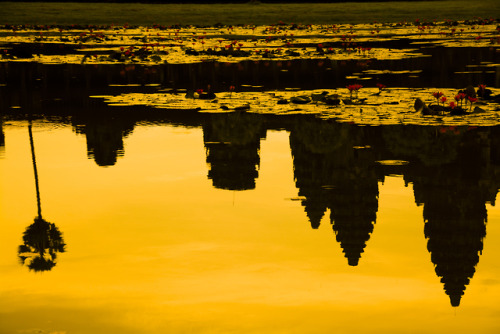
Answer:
[1, 120, 499, 334]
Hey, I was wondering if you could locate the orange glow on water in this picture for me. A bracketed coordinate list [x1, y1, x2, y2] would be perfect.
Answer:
[1, 121, 499, 333]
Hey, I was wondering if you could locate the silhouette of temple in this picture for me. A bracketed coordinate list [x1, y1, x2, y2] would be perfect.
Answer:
[202, 112, 266, 190]
[290, 118, 380, 266]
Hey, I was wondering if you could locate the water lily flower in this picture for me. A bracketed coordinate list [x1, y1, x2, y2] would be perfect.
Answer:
[454, 92, 466, 107]
[347, 84, 363, 100]
[376, 83, 386, 92]
[467, 96, 477, 111]
[432, 91, 444, 105]
[432, 91, 443, 98]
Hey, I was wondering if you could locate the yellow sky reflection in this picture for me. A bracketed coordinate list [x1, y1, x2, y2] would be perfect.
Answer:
[0, 123, 499, 334]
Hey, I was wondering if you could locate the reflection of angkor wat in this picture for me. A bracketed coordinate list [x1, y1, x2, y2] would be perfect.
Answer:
[202, 112, 266, 190]
[289, 117, 380, 266]
[72, 113, 136, 167]
[2, 102, 500, 301]
[383, 125, 500, 306]
[18, 120, 66, 272]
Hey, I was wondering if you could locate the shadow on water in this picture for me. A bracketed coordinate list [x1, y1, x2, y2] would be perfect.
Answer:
[2, 91, 500, 302]
[17, 119, 66, 272]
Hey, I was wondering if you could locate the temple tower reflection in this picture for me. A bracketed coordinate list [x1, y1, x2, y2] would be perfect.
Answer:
[73, 113, 135, 167]
[202, 112, 266, 191]
[385, 125, 499, 306]
[290, 118, 379, 266]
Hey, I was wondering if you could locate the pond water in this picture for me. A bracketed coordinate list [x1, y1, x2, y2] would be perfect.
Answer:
[1, 112, 500, 333]
[1, 17, 500, 334]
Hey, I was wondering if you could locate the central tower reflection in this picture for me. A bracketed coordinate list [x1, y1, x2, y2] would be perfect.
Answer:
[289, 118, 379, 266]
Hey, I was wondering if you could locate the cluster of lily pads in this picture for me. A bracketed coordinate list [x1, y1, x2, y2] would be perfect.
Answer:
[415, 85, 497, 115]
[0, 17, 498, 65]
[1, 18, 499, 126]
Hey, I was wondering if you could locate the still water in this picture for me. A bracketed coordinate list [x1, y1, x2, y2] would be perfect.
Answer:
[1, 112, 500, 333]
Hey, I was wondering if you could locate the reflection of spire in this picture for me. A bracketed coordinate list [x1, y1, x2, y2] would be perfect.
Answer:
[289, 118, 379, 265]
[414, 168, 488, 307]
[289, 128, 328, 229]
[202, 112, 266, 191]
[328, 149, 379, 266]
[329, 176, 378, 266]
[289, 118, 349, 230]
[424, 192, 486, 307]
[18, 120, 65, 272]
[399, 127, 495, 307]
[302, 195, 327, 229]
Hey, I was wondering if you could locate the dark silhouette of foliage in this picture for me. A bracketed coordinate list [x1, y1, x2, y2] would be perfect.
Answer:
[18, 217, 66, 272]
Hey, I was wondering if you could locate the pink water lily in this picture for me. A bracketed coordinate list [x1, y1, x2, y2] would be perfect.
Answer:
[347, 84, 363, 100]
[468, 96, 477, 111]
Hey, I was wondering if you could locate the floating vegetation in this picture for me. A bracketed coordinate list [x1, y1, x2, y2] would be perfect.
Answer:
[94, 86, 500, 126]
[0, 19, 499, 127]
